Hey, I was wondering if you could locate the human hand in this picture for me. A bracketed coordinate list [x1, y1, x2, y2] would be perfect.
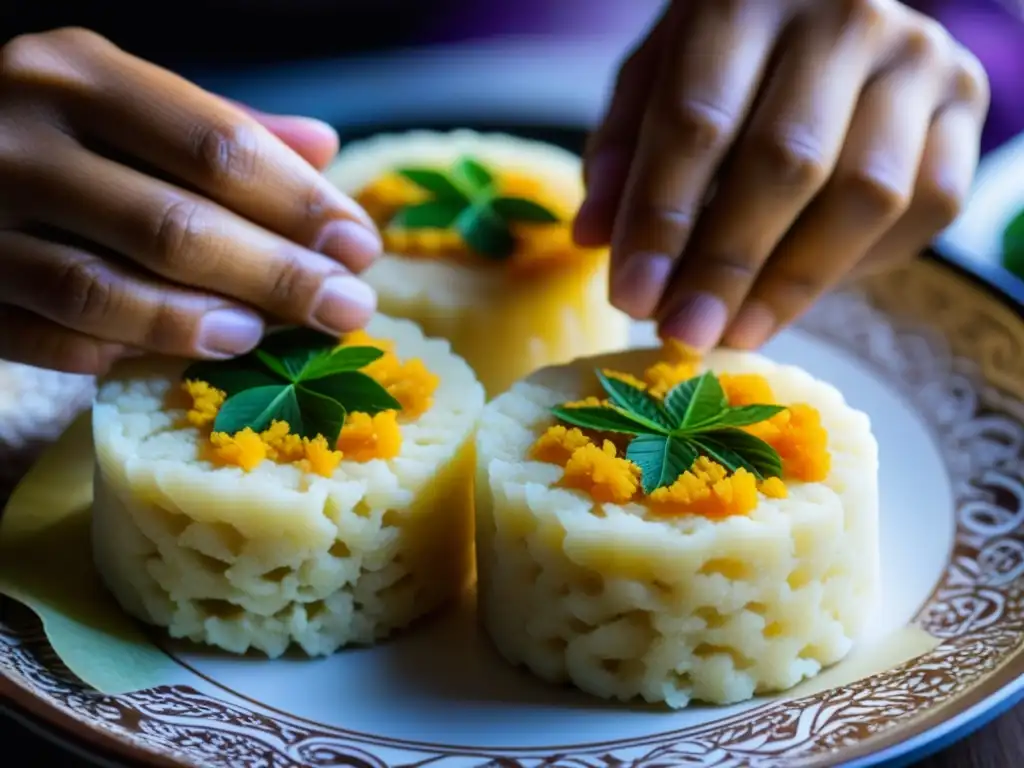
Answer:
[0, 28, 381, 375]
[575, 0, 990, 350]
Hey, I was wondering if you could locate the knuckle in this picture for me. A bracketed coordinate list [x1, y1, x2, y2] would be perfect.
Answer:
[298, 183, 334, 226]
[703, 252, 761, 283]
[763, 270, 825, 303]
[266, 250, 317, 312]
[151, 198, 208, 272]
[190, 119, 262, 186]
[750, 129, 830, 189]
[903, 17, 952, 66]
[0, 28, 104, 85]
[141, 299, 193, 352]
[922, 181, 964, 230]
[52, 258, 116, 326]
[952, 45, 990, 109]
[0, 34, 56, 82]
[841, 168, 911, 220]
[834, 0, 889, 32]
[659, 97, 734, 154]
[633, 202, 696, 247]
[40, 27, 111, 52]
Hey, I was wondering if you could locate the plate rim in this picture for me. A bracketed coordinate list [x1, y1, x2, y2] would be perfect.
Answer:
[1, 246, 1023, 768]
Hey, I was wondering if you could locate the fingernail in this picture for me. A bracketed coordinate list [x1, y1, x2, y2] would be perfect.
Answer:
[312, 275, 377, 334]
[724, 301, 776, 349]
[197, 310, 264, 358]
[315, 219, 382, 270]
[274, 115, 338, 141]
[610, 252, 675, 319]
[660, 293, 729, 351]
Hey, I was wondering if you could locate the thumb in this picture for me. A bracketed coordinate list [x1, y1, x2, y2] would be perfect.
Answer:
[224, 99, 340, 171]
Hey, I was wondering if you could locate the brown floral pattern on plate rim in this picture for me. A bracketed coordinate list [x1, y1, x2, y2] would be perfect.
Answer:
[0, 257, 1022, 768]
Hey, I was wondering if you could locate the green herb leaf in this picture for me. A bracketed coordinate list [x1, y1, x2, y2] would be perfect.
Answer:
[1003, 208, 1024, 280]
[550, 405, 664, 435]
[665, 372, 728, 428]
[280, 349, 321, 380]
[704, 405, 787, 430]
[595, 371, 672, 431]
[213, 385, 300, 436]
[689, 430, 782, 480]
[255, 350, 297, 382]
[455, 203, 515, 260]
[491, 196, 560, 223]
[451, 156, 494, 195]
[298, 346, 384, 382]
[182, 360, 282, 397]
[396, 168, 470, 204]
[294, 387, 347, 443]
[300, 371, 401, 415]
[626, 434, 698, 495]
[390, 200, 465, 229]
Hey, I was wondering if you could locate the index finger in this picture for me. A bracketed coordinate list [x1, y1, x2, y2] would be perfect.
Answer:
[32, 30, 381, 273]
[608, 2, 785, 320]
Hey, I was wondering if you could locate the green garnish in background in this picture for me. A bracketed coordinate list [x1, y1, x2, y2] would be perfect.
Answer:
[552, 371, 786, 494]
[392, 155, 561, 260]
[183, 327, 400, 443]
[1003, 208, 1024, 280]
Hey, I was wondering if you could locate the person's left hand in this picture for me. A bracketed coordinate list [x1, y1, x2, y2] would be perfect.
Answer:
[574, 0, 990, 351]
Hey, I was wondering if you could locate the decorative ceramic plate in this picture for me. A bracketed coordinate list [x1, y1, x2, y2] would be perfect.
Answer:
[0, 123, 1023, 768]
[0, 252, 1022, 768]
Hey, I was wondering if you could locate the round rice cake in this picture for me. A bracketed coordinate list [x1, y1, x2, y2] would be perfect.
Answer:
[325, 129, 631, 397]
[92, 315, 484, 657]
[475, 345, 880, 708]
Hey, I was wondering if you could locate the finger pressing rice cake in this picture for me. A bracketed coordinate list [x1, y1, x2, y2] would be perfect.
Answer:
[325, 130, 631, 397]
[475, 341, 880, 708]
[91, 315, 484, 658]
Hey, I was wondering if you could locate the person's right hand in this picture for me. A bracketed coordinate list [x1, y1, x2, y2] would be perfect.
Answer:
[0, 28, 383, 375]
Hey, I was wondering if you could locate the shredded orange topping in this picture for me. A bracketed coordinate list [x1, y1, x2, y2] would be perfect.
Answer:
[342, 330, 439, 418]
[530, 347, 830, 517]
[559, 440, 641, 505]
[181, 329, 438, 475]
[354, 167, 596, 270]
[719, 374, 831, 482]
[336, 411, 402, 462]
[531, 425, 593, 465]
[204, 421, 343, 477]
[298, 435, 345, 477]
[208, 428, 268, 472]
[259, 420, 306, 463]
[648, 458, 759, 518]
[183, 380, 226, 428]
